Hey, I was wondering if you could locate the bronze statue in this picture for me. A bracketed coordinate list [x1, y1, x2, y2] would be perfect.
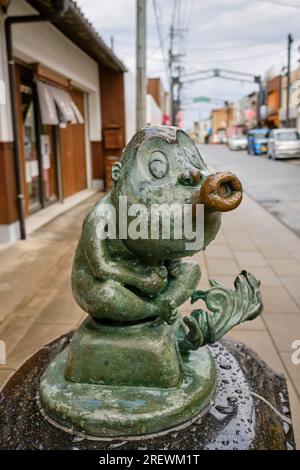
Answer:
[39, 127, 263, 437]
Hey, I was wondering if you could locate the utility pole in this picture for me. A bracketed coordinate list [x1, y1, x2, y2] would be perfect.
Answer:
[224, 100, 230, 137]
[168, 25, 175, 125]
[136, 0, 147, 129]
[286, 33, 293, 128]
[169, 38, 184, 126]
[255, 75, 262, 127]
[167, 0, 188, 126]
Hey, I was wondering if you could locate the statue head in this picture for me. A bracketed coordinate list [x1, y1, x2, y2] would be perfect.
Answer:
[110, 126, 242, 260]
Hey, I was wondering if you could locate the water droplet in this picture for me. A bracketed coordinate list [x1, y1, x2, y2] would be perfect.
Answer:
[215, 404, 235, 415]
[220, 363, 232, 370]
[72, 435, 85, 443]
[228, 396, 238, 404]
[283, 422, 290, 435]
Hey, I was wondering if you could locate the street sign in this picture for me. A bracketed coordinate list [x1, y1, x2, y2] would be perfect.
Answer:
[192, 96, 212, 103]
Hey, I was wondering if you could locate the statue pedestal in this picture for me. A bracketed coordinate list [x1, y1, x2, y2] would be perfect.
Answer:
[39, 318, 217, 437]
[0, 333, 295, 450]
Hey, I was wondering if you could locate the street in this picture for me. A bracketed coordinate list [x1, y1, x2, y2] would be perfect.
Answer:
[199, 144, 300, 237]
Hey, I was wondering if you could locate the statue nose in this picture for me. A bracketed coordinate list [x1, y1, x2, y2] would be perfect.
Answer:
[199, 172, 243, 212]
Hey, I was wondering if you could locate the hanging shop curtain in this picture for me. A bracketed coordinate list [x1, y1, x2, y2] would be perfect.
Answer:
[36, 81, 59, 125]
[51, 87, 76, 124]
[70, 100, 84, 124]
[36, 81, 84, 125]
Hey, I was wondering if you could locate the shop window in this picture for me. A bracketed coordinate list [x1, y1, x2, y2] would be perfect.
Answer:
[21, 83, 41, 214]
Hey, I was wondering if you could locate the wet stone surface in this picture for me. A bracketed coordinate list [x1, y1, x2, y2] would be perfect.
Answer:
[0, 334, 295, 450]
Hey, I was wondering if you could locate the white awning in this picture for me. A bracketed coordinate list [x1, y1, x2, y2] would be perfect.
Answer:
[36, 81, 59, 125]
[36, 81, 84, 125]
[50, 87, 76, 124]
[70, 99, 84, 124]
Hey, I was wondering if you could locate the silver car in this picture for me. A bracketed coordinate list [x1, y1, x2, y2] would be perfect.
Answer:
[228, 135, 248, 151]
[268, 128, 300, 160]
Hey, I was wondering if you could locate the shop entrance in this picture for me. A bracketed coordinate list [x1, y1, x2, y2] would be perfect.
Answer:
[17, 63, 87, 217]
[18, 64, 59, 215]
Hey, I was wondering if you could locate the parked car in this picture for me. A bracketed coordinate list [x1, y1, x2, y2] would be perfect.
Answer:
[228, 135, 248, 150]
[268, 128, 300, 160]
[217, 129, 227, 144]
[212, 129, 227, 144]
[247, 129, 269, 155]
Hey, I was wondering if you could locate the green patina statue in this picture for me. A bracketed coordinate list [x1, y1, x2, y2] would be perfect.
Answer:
[40, 126, 263, 438]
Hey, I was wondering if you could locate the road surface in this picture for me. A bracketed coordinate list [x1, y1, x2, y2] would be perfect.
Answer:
[198, 144, 300, 237]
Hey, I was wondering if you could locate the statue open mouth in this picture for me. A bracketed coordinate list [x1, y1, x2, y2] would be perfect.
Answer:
[199, 171, 243, 213]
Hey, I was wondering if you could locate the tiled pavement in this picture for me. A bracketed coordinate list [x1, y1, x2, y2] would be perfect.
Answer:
[0, 193, 300, 448]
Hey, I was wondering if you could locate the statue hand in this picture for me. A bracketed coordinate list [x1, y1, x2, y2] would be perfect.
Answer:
[137, 266, 168, 296]
[157, 298, 178, 325]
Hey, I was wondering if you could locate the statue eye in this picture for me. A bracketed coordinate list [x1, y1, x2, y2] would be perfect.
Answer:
[183, 146, 203, 169]
[149, 151, 169, 179]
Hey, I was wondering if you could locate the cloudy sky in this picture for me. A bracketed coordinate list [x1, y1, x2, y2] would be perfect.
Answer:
[76, 0, 300, 128]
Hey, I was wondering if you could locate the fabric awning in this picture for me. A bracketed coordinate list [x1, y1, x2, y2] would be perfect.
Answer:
[51, 87, 76, 124]
[36, 81, 84, 126]
[70, 100, 84, 124]
[36, 81, 59, 125]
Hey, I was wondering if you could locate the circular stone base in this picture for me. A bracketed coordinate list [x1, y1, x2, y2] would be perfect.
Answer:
[39, 345, 217, 438]
[0, 333, 295, 450]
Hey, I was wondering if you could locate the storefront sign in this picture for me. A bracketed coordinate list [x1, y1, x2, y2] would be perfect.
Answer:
[41, 135, 51, 170]
[30, 160, 39, 178]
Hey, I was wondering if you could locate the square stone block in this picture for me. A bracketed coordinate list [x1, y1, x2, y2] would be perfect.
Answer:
[65, 318, 182, 388]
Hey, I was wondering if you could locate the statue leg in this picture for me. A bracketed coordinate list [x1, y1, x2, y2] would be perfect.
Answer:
[72, 270, 158, 322]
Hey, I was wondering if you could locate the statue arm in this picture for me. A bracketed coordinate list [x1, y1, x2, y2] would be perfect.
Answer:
[81, 205, 167, 295]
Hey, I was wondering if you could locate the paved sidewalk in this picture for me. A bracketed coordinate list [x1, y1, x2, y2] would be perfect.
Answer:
[0, 192, 300, 448]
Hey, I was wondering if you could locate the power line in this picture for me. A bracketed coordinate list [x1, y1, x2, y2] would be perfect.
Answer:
[181, 0, 189, 32]
[169, 0, 178, 124]
[171, 0, 178, 33]
[258, 0, 300, 8]
[184, 0, 194, 31]
[176, 0, 181, 31]
[152, 0, 169, 82]
[168, 0, 194, 125]
[148, 33, 169, 60]
[186, 40, 287, 53]
[184, 0, 194, 39]
[179, 0, 193, 57]
[181, 50, 281, 65]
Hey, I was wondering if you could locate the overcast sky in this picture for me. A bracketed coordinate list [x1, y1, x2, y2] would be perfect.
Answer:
[76, 0, 300, 128]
